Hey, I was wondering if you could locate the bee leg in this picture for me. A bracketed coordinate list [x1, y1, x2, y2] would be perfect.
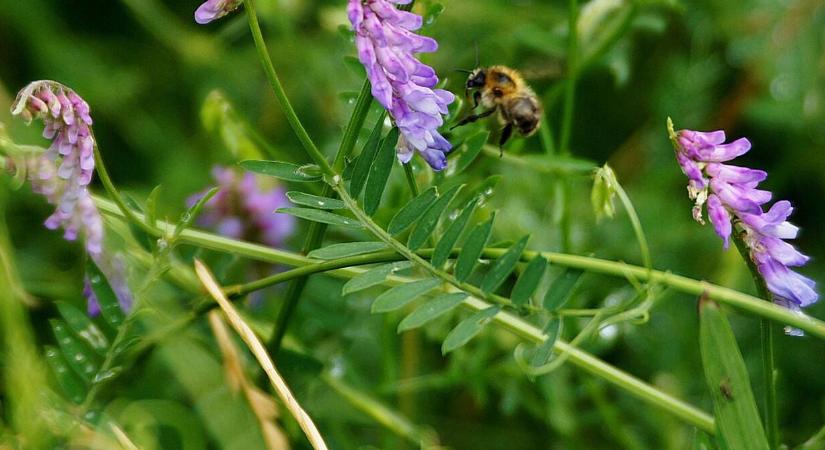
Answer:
[471, 91, 481, 109]
[450, 108, 496, 130]
[498, 124, 513, 154]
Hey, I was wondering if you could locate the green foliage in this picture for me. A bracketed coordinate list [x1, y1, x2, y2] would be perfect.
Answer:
[371, 278, 442, 313]
[699, 300, 769, 450]
[455, 214, 496, 282]
[2, 0, 825, 448]
[442, 306, 501, 354]
[286, 191, 346, 210]
[308, 241, 388, 259]
[364, 127, 400, 215]
[276, 207, 363, 228]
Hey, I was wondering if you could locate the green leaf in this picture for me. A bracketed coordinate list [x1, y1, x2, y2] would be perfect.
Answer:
[286, 191, 345, 210]
[454, 214, 495, 282]
[342, 262, 413, 295]
[371, 279, 441, 313]
[511, 256, 547, 307]
[480, 235, 529, 293]
[462, 174, 502, 205]
[349, 118, 385, 197]
[174, 187, 219, 238]
[442, 306, 500, 354]
[56, 302, 109, 356]
[543, 269, 584, 311]
[276, 207, 363, 228]
[453, 131, 489, 174]
[387, 187, 438, 235]
[50, 319, 99, 382]
[44, 346, 86, 404]
[364, 127, 399, 215]
[122, 194, 153, 251]
[145, 184, 162, 229]
[431, 198, 478, 269]
[530, 319, 562, 367]
[86, 259, 126, 328]
[423, 3, 445, 27]
[240, 160, 322, 182]
[408, 184, 463, 251]
[699, 300, 769, 450]
[398, 293, 467, 332]
[307, 242, 388, 259]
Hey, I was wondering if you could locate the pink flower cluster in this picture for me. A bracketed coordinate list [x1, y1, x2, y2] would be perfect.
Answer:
[673, 126, 817, 310]
[11, 81, 103, 255]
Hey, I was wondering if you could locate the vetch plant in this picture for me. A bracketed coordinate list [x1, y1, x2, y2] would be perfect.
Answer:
[9, 81, 103, 256]
[348, 0, 455, 170]
[668, 118, 818, 312]
[0, 1, 824, 449]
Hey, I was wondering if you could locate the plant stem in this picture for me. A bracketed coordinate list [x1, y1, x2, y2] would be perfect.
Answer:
[96, 198, 720, 434]
[559, 0, 578, 155]
[402, 162, 419, 197]
[93, 142, 158, 237]
[244, 0, 333, 178]
[93, 196, 825, 338]
[612, 177, 652, 273]
[731, 230, 780, 449]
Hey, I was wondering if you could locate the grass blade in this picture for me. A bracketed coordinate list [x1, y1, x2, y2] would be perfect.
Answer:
[699, 298, 769, 450]
[408, 184, 463, 251]
[371, 279, 441, 313]
[364, 127, 399, 215]
[480, 235, 529, 293]
[398, 293, 467, 332]
[387, 187, 438, 235]
[454, 213, 495, 282]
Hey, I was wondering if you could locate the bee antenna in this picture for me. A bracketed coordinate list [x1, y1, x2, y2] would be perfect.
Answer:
[454, 68, 474, 74]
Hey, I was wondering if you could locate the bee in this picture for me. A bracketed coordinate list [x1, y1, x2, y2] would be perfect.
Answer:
[451, 65, 543, 152]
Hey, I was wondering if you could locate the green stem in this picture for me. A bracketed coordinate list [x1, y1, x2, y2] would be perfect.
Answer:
[762, 318, 778, 450]
[402, 162, 420, 197]
[335, 185, 530, 312]
[92, 142, 158, 237]
[92, 195, 825, 339]
[731, 230, 779, 449]
[613, 178, 652, 273]
[93, 196, 739, 433]
[559, 0, 578, 155]
[323, 374, 438, 447]
[244, 0, 333, 177]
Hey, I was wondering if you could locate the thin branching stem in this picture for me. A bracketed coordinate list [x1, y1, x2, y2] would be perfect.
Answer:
[92, 195, 825, 339]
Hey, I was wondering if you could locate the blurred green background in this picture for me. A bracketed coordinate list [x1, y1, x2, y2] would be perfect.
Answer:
[1, 0, 824, 448]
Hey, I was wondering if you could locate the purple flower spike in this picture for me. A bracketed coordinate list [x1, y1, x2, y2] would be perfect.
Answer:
[349, 0, 455, 171]
[187, 166, 294, 247]
[195, 0, 242, 24]
[669, 120, 818, 312]
[11, 81, 103, 257]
